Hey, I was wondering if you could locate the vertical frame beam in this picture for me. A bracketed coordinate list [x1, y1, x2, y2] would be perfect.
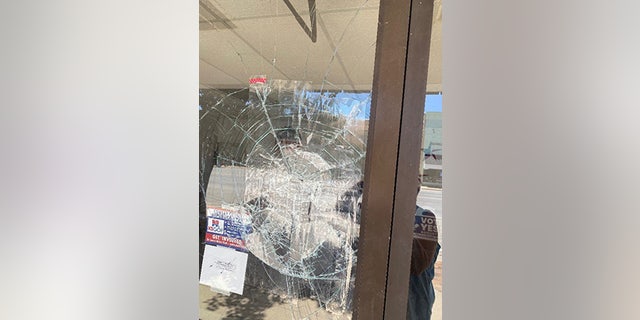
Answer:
[384, 0, 435, 318]
[352, 0, 412, 316]
[353, 0, 435, 318]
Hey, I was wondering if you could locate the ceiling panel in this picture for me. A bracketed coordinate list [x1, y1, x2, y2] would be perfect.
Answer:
[318, 9, 379, 89]
[207, 0, 378, 20]
[427, 0, 442, 92]
[200, 0, 442, 92]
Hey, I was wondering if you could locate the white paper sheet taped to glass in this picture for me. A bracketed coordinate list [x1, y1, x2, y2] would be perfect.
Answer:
[199, 244, 249, 295]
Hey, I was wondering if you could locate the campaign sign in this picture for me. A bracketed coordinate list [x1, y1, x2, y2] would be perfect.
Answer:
[206, 207, 252, 251]
[413, 211, 438, 242]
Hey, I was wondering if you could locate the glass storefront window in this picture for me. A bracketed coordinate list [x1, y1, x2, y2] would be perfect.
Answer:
[199, 1, 379, 318]
[199, 0, 441, 318]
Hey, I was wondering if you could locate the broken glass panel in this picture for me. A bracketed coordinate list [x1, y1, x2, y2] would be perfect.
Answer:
[201, 81, 369, 316]
[199, 1, 379, 318]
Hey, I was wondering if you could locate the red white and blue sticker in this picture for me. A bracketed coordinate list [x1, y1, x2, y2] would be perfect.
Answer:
[205, 207, 252, 252]
[207, 218, 225, 234]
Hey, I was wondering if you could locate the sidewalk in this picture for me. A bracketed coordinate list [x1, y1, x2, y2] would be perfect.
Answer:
[199, 263, 443, 320]
[433, 260, 443, 319]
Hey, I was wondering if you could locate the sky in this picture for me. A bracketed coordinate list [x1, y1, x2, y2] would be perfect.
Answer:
[425, 93, 442, 112]
[333, 92, 443, 118]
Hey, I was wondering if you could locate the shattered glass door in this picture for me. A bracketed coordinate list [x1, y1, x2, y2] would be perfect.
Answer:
[199, 1, 379, 319]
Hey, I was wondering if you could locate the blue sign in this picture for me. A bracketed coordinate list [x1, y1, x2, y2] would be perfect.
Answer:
[413, 209, 438, 242]
[205, 207, 252, 251]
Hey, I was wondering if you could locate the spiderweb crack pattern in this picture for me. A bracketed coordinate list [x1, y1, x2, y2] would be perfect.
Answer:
[201, 79, 369, 316]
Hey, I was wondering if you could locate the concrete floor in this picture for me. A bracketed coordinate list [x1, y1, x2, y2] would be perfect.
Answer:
[199, 284, 352, 320]
[199, 262, 442, 320]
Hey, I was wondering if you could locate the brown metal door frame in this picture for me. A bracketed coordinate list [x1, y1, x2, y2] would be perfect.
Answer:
[353, 0, 435, 319]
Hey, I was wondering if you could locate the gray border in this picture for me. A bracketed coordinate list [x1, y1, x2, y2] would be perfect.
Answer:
[0, 1, 198, 319]
[444, 0, 640, 319]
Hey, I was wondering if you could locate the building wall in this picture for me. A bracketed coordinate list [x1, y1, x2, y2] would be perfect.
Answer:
[423, 112, 442, 157]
